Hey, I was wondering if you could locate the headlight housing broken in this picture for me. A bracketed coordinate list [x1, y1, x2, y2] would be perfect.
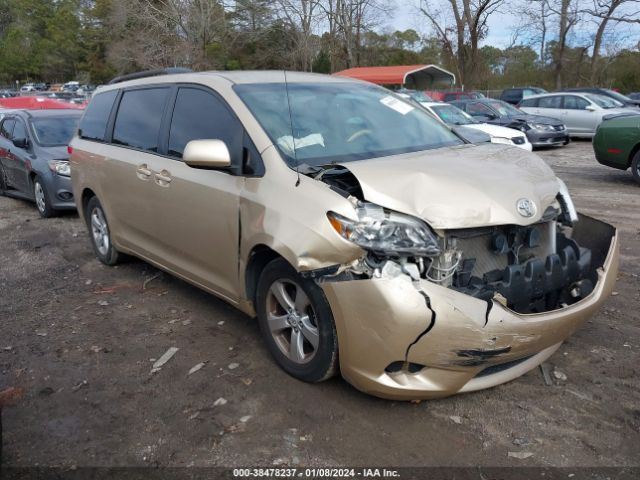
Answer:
[328, 203, 441, 257]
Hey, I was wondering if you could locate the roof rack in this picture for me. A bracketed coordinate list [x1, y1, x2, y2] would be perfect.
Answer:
[107, 68, 193, 85]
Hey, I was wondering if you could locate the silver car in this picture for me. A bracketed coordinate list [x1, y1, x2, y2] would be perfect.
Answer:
[519, 92, 638, 137]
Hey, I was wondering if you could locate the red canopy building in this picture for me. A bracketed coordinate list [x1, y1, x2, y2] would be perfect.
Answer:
[333, 64, 456, 90]
[0, 96, 85, 110]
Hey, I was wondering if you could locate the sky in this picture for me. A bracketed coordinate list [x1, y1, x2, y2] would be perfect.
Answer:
[389, 2, 640, 51]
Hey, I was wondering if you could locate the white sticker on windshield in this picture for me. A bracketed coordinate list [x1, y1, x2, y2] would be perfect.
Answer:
[380, 95, 414, 115]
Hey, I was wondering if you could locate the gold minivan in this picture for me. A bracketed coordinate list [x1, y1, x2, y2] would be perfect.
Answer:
[70, 70, 619, 400]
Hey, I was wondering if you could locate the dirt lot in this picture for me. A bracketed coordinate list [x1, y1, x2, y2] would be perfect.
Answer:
[0, 140, 639, 471]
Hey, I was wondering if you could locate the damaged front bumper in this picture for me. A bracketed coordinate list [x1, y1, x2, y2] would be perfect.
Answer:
[321, 215, 619, 400]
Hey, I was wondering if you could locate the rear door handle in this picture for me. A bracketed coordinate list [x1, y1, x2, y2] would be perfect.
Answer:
[154, 170, 172, 187]
[136, 164, 151, 180]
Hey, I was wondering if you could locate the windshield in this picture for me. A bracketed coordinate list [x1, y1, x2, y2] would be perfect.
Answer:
[235, 82, 463, 167]
[601, 89, 632, 103]
[585, 93, 623, 109]
[405, 91, 433, 102]
[488, 100, 522, 116]
[431, 104, 478, 125]
[30, 116, 80, 146]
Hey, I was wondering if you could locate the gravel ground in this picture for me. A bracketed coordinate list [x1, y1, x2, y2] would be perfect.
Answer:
[0, 140, 638, 471]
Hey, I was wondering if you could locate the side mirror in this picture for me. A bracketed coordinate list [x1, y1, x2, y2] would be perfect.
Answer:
[12, 137, 28, 149]
[585, 105, 596, 112]
[183, 139, 231, 169]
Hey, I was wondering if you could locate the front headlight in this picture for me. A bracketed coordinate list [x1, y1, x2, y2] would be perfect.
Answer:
[531, 123, 554, 131]
[48, 160, 70, 177]
[491, 136, 512, 145]
[327, 203, 441, 256]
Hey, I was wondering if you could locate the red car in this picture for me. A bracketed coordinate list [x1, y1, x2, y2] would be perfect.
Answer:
[425, 90, 485, 102]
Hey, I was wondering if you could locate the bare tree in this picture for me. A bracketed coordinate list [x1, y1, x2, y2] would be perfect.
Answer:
[417, 0, 505, 88]
[276, 0, 322, 70]
[545, 0, 581, 88]
[322, 0, 389, 68]
[581, 0, 640, 83]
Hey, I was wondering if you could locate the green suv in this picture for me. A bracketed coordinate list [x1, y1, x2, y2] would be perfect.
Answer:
[593, 114, 640, 184]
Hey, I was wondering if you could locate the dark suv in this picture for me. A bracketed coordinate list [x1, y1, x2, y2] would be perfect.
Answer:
[501, 87, 547, 105]
[0, 109, 82, 217]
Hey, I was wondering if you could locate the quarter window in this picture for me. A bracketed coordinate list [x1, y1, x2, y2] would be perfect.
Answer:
[168, 87, 242, 163]
[0, 119, 15, 139]
[79, 90, 118, 141]
[113, 88, 169, 152]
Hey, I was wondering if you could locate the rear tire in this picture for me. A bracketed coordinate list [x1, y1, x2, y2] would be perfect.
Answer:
[256, 258, 338, 383]
[33, 175, 55, 218]
[632, 151, 640, 185]
[85, 196, 121, 265]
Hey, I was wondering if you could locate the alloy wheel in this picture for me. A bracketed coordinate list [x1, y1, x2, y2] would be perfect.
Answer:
[90, 207, 110, 256]
[34, 181, 46, 214]
[266, 279, 319, 364]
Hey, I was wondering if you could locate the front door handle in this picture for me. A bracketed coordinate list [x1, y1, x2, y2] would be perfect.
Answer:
[136, 164, 151, 180]
[154, 170, 172, 187]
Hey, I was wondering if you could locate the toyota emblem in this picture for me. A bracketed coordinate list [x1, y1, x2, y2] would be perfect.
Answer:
[516, 198, 537, 218]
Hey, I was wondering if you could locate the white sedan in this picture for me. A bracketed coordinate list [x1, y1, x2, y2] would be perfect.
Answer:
[415, 101, 533, 151]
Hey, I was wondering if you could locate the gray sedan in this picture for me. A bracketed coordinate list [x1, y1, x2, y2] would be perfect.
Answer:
[519, 92, 638, 137]
[0, 109, 81, 217]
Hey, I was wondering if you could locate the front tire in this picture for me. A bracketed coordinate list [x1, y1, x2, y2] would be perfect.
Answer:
[33, 176, 55, 218]
[631, 151, 640, 185]
[85, 196, 121, 265]
[256, 258, 338, 383]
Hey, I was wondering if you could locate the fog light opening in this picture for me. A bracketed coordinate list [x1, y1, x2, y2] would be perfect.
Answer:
[385, 361, 425, 374]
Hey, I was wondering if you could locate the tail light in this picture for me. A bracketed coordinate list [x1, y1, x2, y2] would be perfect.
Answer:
[67, 145, 73, 155]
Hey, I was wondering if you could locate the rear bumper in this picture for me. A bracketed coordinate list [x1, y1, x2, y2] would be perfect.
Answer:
[321, 215, 619, 400]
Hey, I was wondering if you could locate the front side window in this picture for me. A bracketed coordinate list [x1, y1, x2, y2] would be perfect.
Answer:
[79, 90, 118, 141]
[563, 96, 589, 110]
[235, 82, 462, 167]
[31, 116, 81, 146]
[168, 87, 242, 162]
[113, 88, 169, 152]
[12, 119, 27, 141]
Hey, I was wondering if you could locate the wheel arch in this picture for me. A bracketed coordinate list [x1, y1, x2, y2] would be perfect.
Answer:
[244, 244, 289, 307]
[80, 187, 97, 220]
[628, 142, 640, 169]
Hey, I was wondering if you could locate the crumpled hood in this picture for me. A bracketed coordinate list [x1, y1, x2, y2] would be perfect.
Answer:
[340, 143, 561, 229]
[508, 114, 563, 125]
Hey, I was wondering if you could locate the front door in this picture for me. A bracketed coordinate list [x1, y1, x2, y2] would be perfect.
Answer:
[144, 86, 244, 301]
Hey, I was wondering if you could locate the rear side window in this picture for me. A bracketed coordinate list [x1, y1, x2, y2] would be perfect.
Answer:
[113, 88, 169, 152]
[539, 96, 562, 109]
[168, 87, 242, 163]
[520, 98, 538, 107]
[79, 90, 118, 141]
